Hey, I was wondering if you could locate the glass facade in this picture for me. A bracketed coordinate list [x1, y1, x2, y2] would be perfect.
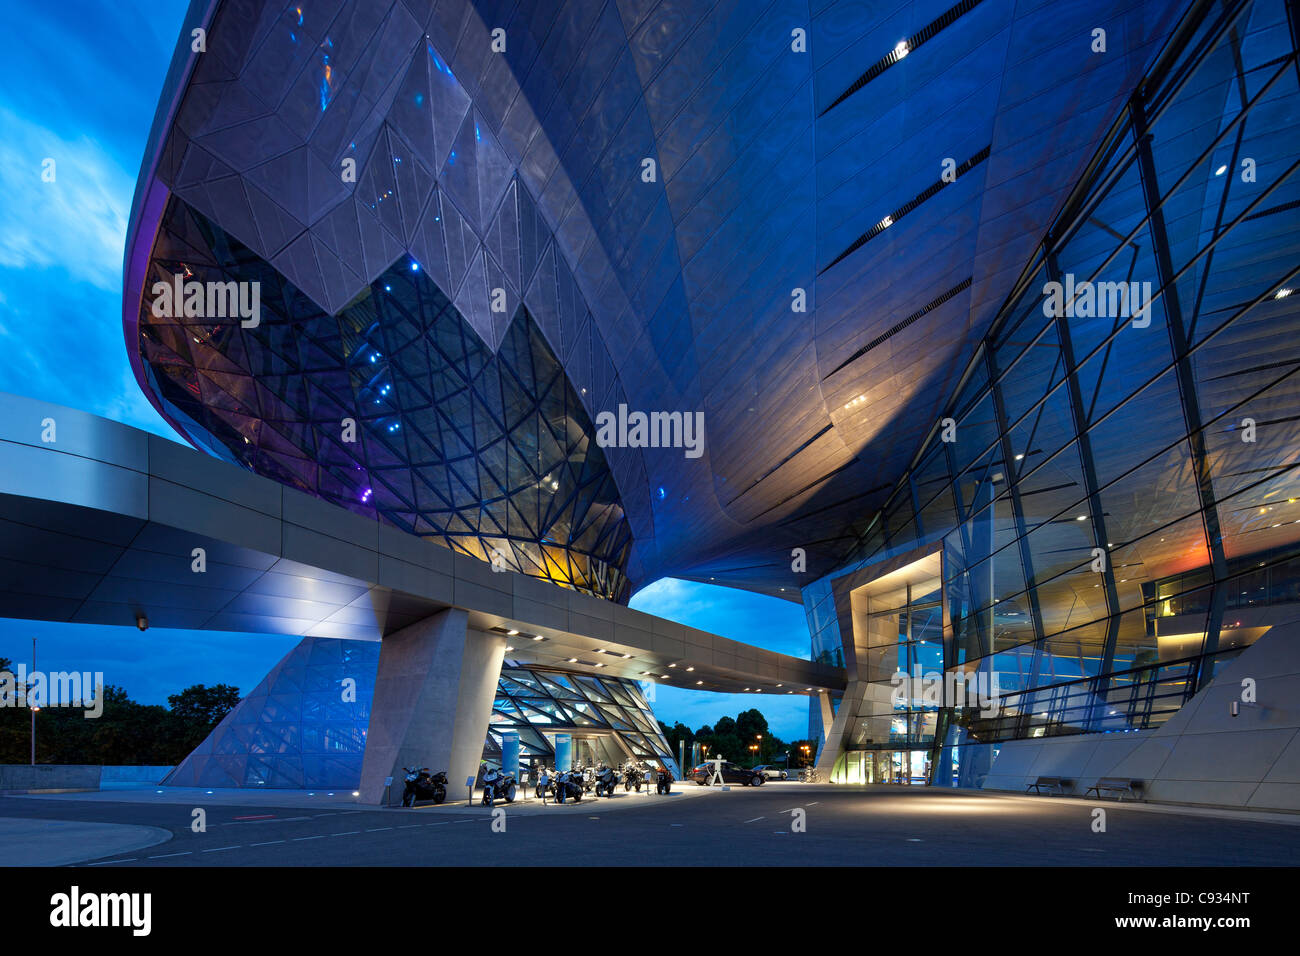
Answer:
[809, 0, 1300, 778]
[486, 665, 680, 775]
[166, 638, 378, 790]
[138, 198, 633, 601]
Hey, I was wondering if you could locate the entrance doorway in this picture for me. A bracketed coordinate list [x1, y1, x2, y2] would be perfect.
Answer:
[834, 749, 931, 784]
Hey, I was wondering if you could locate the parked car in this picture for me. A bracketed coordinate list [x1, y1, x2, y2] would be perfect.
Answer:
[689, 761, 765, 786]
[752, 764, 788, 780]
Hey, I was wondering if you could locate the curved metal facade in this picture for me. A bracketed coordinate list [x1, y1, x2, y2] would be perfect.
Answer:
[125, 0, 1190, 600]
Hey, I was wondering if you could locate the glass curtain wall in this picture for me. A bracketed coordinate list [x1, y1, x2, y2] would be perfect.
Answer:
[814, 0, 1300, 771]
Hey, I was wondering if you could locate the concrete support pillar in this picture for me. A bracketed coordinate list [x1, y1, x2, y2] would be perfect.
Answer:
[358, 608, 506, 805]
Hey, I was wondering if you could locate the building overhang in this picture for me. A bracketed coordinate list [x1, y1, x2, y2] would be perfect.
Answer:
[0, 391, 844, 698]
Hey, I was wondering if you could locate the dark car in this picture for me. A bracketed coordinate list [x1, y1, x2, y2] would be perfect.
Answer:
[690, 761, 765, 786]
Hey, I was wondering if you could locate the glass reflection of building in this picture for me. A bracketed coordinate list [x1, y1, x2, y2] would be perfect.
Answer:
[808, 0, 1300, 785]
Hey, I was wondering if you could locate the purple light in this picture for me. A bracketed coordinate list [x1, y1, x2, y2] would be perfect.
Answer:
[360, 488, 373, 503]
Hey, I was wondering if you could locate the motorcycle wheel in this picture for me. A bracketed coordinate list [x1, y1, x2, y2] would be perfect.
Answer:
[573, 790, 582, 802]
[635, 781, 641, 792]
[432, 787, 445, 804]
[402, 790, 415, 807]
[505, 783, 516, 803]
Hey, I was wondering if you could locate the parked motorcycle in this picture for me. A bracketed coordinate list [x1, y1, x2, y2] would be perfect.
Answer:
[594, 764, 620, 797]
[553, 768, 584, 803]
[401, 767, 448, 806]
[623, 763, 645, 792]
[580, 766, 596, 793]
[655, 768, 672, 795]
[480, 766, 517, 806]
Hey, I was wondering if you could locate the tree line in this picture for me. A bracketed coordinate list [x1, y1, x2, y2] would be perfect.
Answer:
[0, 656, 239, 765]
[657, 707, 817, 768]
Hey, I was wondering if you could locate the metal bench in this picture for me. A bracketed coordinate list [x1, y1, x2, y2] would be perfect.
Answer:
[1086, 777, 1143, 801]
[1026, 775, 1071, 795]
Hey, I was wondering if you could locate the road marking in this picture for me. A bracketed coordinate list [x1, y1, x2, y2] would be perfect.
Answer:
[365, 827, 392, 832]
[906, 838, 923, 842]
[426, 822, 453, 827]
[808, 801, 819, 805]
[87, 859, 136, 865]
[670, 823, 683, 827]
[202, 845, 240, 853]
[293, 835, 326, 841]
[148, 851, 192, 859]
[233, 814, 274, 820]
[249, 841, 284, 847]
[397, 824, 420, 829]
[331, 831, 361, 836]
[744, 817, 765, 823]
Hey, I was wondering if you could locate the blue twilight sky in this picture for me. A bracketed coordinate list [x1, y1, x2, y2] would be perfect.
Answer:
[0, 0, 815, 742]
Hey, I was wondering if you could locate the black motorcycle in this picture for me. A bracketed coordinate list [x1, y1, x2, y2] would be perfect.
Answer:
[623, 763, 645, 792]
[593, 765, 620, 797]
[480, 766, 517, 806]
[553, 768, 584, 803]
[401, 767, 447, 806]
[656, 768, 672, 795]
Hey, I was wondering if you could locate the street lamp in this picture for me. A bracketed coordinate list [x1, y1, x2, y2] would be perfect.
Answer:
[30, 636, 36, 766]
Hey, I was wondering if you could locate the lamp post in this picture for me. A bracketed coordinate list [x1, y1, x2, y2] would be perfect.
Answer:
[30, 636, 36, 765]
[756, 734, 763, 764]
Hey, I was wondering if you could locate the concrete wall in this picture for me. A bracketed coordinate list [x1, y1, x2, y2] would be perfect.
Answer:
[0, 764, 101, 792]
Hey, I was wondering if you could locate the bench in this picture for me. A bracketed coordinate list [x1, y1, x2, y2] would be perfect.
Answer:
[1086, 777, 1143, 801]
[1026, 776, 1071, 795]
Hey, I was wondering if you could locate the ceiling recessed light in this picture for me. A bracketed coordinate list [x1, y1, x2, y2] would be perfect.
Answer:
[1215, 164, 1227, 176]
[506, 629, 519, 636]
[1276, 288, 1293, 299]
[621, 653, 631, 659]
[696, 680, 703, 685]
[595, 648, 606, 654]
[1076, 515, 1087, 521]
[894, 40, 909, 59]
[504, 646, 514, 652]
[567, 658, 578, 663]
[669, 663, 677, 668]
[686, 666, 694, 672]
[532, 635, 545, 641]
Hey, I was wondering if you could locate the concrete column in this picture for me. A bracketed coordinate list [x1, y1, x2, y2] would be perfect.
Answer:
[358, 608, 506, 805]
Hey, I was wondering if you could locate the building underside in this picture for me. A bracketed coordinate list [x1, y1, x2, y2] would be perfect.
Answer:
[107, 0, 1300, 807]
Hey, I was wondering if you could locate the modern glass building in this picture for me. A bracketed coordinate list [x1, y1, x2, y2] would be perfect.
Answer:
[805, 0, 1300, 789]
[117, 0, 1300, 807]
